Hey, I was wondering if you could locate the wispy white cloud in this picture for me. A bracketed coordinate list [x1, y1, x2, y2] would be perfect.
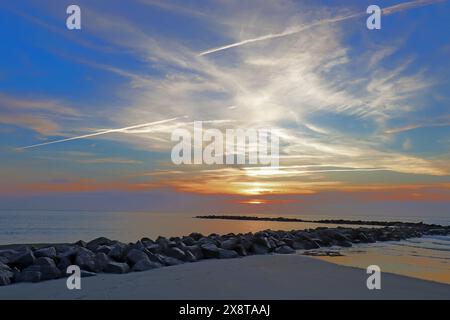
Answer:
[21, 117, 182, 149]
[199, 0, 446, 56]
[11, 0, 450, 189]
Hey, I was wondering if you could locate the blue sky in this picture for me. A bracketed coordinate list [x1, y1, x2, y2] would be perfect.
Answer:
[0, 0, 449, 216]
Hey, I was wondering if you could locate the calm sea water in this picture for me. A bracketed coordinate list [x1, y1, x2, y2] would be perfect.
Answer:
[1, 210, 448, 244]
[1, 210, 449, 284]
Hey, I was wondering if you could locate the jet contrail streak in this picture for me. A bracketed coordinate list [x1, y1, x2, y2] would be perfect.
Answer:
[199, 0, 446, 56]
[21, 117, 181, 149]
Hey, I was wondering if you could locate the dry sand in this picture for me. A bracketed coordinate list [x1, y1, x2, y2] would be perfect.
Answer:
[0, 254, 449, 299]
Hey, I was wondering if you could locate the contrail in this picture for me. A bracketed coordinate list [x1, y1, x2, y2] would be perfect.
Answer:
[21, 117, 181, 149]
[199, 0, 445, 56]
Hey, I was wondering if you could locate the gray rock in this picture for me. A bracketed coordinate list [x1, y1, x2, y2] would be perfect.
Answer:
[34, 247, 57, 259]
[251, 243, 269, 254]
[74, 252, 96, 272]
[108, 243, 127, 261]
[161, 256, 184, 266]
[95, 245, 112, 255]
[34, 257, 56, 267]
[218, 249, 239, 259]
[146, 252, 165, 265]
[104, 261, 130, 274]
[128, 240, 146, 252]
[75, 246, 95, 257]
[183, 250, 197, 262]
[145, 243, 161, 254]
[0, 249, 18, 259]
[132, 259, 162, 272]
[74, 240, 87, 247]
[164, 247, 186, 260]
[337, 240, 352, 247]
[126, 249, 150, 265]
[200, 243, 220, 258]
[185, 245, 203, 260]
[253, 236, 272, 249]
[181, 236, 196, 246]
[23, 259, 61, 281]
[0, 262, 11, 271]
[57, 256, 72, 272]
[86, 237, 114, 251]
[234, 244, 247, 256]
[274, 245, 295, 254]
[57, 246, 78, 260]
[221, 238, 239, 250]
[15, 270, 41, 283]
[9, 250, 35, 269]
[189, 232, 204, 241]
[303, 240, 321, 249]
[294, 233, 321, 249]
[0, 269, 14, 286]
[94, 252, 110, 272]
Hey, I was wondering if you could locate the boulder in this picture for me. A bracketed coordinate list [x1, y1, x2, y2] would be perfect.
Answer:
[86, 237, 114, 251]
[9, 250, 35, 269]
[126, 249, 150, 266]
[94, 252, 110, 272]
[181, 236, 196, 246]
[57, 256, 72, 272]
[274, 245, 295, 254]
[238, 236, 253, 250]
[200, 243, 220, 258]
[74, 240, 87, 247]
[0, 269, 14, 286]
[251, 243, 269, 254]
[57, 246, 78, 260]
[0, 249, 18, 259]
[132, 259, 162, 272]
[23, 258, 60, 281]
[161, 256, 184, 266]
[218, 249, 238, 259]
[337, 240, 352, 247]
[95, 245, 112, 255]
[127, 240, 146, 252]
[34, 257, 56, 267]
[164, 247, 186, 261]
[221, 238, 239, 250]
[108, 243, 127, 261]
[74, 252, 96, 272]
[104, 261, 130, 274]
[234, 244, 247, 256]
[146, 252, 165, 265]
[15, 270, 41, 283]
[253, 236, 272, 249]
[34, 247, 57, 259]
[183, 250, 197, 262]
[302, 240, 320, 249]
[185, 245, 203, 260]
[145, 243, 161, 254]
[189, 232, 204, 241]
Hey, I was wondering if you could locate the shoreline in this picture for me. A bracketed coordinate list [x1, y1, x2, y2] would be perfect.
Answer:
[2, 223, 449, 287]
[1, 254, 449, 299]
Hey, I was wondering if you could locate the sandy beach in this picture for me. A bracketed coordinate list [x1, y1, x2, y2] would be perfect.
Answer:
[1, 254, 449, 300]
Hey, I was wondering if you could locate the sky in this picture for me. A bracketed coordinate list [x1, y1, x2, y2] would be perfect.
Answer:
[0, 0, 449, 217]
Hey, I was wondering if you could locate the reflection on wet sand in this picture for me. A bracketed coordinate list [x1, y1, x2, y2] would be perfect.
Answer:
[313, 236, 450, 284]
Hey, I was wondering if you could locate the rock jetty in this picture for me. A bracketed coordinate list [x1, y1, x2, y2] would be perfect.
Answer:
[1, 222, 448, 286]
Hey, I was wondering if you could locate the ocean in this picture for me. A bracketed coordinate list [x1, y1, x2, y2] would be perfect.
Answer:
[1, 210, 449, 284]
